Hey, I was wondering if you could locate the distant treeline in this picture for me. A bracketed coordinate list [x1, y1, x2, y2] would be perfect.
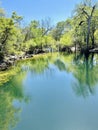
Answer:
[0, 0, 98, 61]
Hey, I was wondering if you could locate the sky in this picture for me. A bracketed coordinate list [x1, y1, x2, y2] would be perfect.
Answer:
[0, 0, 97, 25]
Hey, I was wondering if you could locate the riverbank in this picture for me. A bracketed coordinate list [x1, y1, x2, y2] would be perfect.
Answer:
[1, 46, 98, 71]
[0, 54, 34, 71]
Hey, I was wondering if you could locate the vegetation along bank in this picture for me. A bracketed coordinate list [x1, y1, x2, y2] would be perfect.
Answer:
[0, 0, 98, 70]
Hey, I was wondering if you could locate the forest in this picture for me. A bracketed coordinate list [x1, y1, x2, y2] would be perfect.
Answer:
[0, 0, 98, 69]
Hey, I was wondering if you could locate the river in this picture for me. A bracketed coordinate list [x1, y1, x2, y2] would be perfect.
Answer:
[0, 53, 98, 130]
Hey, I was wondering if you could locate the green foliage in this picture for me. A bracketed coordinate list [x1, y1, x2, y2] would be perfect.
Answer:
[0, 65, 29, 130]
[51, 21, 66, 41]
[0, 8, 24, 57]
[94, 29, 98, 43]
[73, 0, 98, 48]
[11, 12, 23, 25]
[0, 0, 98, 59]
[60, 31, 73, 46]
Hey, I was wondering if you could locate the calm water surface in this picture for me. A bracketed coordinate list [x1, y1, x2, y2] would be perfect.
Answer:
[0, 53, 98, 130]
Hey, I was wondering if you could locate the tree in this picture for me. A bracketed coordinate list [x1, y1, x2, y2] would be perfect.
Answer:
[40, 18, 52, 37]
[0, 18, 14, 52]
[74, 0, 98, 50]
[11, 11, 23, 26]
[51, 21, 66, 41]
[0, 10, 24, 58]
[60, 31, 73, 47]
[90, 9, 98, 47]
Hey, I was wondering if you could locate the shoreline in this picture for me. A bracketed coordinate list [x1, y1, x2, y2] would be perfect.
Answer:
[0, 53, 34, 71]
[0, 48, 98, 71]
[0, 52, 54, 71]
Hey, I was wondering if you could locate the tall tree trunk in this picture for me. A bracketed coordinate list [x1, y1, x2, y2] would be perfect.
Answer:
[86, 17, 91, 50]
[91, 28, 95, 48]
[91, 34, 95, 48]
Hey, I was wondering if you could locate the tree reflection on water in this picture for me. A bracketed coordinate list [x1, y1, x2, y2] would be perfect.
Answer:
[0, 71, 29, 130]
[0, 53, 98, 130]
[72, 53, 98, 97]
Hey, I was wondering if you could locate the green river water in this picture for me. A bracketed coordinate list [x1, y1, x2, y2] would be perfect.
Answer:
[0, 53, 98, 130]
